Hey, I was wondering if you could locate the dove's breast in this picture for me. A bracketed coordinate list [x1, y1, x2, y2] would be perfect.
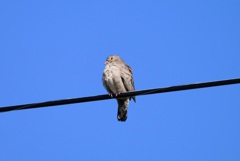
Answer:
[104, 65, 118, 84]
[103, 65, 124, 94]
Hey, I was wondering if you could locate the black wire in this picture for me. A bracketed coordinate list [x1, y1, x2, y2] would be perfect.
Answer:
[0, 78, 239, 113]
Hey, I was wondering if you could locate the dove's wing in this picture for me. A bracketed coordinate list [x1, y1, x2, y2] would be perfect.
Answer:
[120, 64, 136, 102]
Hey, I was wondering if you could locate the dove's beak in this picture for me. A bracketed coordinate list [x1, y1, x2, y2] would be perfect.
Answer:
[104, 61, 108, 64]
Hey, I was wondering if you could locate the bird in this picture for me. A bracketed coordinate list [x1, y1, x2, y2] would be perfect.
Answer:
[102, 55, 136, 122]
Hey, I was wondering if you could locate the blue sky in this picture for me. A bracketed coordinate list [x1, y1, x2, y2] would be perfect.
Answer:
[0, 0, 239, 161]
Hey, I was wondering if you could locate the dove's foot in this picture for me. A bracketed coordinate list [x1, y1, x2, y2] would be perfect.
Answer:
[115, 93, 121, 96]
[109, 93, 114, 97]
[108, 93, 121, 97]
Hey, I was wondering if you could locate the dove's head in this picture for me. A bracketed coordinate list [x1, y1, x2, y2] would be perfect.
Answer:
[105, 55, 124, 64]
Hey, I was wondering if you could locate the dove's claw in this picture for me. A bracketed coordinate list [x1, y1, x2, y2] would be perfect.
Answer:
[108, 93, 121, 97]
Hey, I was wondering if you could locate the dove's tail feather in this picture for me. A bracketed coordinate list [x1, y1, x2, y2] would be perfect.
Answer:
[117, 108, 127, 122]
[117, 99, 130, 122]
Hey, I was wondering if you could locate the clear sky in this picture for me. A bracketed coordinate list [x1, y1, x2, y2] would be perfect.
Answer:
[0, 1, 239, 161]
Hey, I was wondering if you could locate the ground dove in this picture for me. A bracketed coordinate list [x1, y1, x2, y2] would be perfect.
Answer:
[102, 55, 136, 122]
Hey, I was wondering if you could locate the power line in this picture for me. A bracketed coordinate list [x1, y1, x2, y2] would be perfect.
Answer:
[0, 78, 239, 113]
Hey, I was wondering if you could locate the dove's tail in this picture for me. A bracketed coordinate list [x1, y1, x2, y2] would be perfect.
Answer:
[117, 99, 130, 122]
